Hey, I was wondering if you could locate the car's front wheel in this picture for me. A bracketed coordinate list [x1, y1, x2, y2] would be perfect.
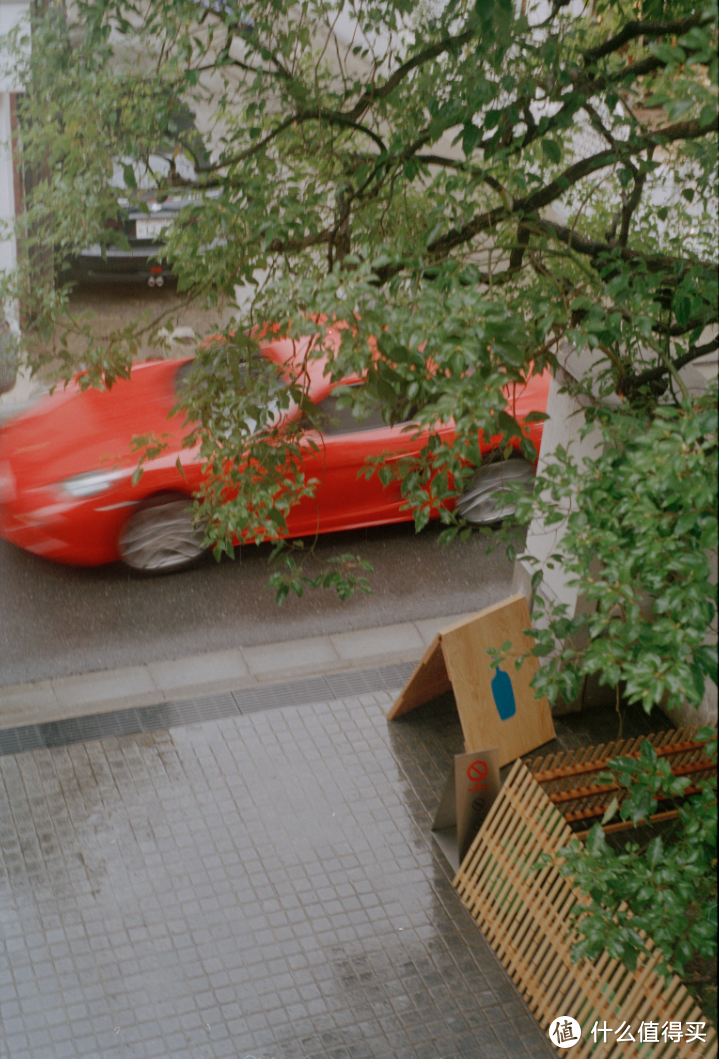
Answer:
[456, 457, 535, 525]
[119, 493, 206, 573]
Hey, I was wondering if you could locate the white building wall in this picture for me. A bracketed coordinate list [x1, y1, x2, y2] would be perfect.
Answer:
[0, 2, 30, 403]
[0, 89, 15, 279]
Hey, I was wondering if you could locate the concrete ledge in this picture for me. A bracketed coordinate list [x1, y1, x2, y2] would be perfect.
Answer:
[52, 666, 158, 709]
[243, 635, 339, 678]
[0, 611, 478, 729]
[147, 650, 250, 691]
[329, 622, 424, 660]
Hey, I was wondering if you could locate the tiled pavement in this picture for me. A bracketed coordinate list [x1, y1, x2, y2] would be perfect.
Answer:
[0, 678, 556, 1059]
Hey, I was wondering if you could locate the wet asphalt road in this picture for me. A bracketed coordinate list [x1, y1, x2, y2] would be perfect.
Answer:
[0, 520, 519, 687]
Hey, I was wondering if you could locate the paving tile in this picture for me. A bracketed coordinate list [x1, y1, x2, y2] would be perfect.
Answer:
[0, 684, 553, 1059]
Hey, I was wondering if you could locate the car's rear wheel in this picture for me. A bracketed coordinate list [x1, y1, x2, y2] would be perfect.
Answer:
[456, 456, 535, 525]
[119, 493, 206, 573]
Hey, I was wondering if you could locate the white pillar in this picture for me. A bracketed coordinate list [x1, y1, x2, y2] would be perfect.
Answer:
[512, 350, 607, 713]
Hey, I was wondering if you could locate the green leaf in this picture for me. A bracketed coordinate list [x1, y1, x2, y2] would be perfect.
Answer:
[541, 139, 561, 164]
[699, 104, 717, 128]
[462, 122, 483, 156]
[585, 823, 607, 857]
[601, 796, 619, 825]
[646, 836, 664, 869]
[650, 42, 686, 65]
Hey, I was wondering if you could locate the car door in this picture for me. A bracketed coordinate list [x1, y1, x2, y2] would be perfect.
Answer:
[285, 384, 434, 538]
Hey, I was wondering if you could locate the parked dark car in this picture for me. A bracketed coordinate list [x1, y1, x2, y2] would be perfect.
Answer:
[61, 192, 196, 287]
[60, 107, 211, 287]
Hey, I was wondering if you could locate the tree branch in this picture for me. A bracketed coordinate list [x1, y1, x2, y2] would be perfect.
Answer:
[623, 336, 719, 393]
[583, 13, 711, 63]
[522, 148, 621, 214]
[202, 114, 298, 172]
[477, 53, 665, 161]
[425, 206, 508, 259]
[533, 218, 718, 276]
[619, 166, 649, 247]
[317, 112, 387, 153]
[647, 114, 719, 143]
[202, 105, 388, 175]
[267, 228, 332, 255]
[509, 224, 530, 272]
[657, 313, 718, 338]
[345, 28, 475, 122]
[375, 116, 717, 284]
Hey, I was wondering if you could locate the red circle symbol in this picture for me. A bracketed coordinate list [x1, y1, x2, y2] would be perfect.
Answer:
[467, 760, 488, 783]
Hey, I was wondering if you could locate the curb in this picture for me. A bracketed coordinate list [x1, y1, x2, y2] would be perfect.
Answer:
[0, 611, 476, 730]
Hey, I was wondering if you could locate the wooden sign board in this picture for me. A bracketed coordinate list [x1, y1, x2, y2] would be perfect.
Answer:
[432, 748, 501, 872]
[388, 594, 555, 767]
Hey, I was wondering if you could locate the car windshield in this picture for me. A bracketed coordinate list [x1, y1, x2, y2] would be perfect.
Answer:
[173, 359, 292, 437]
[311, 390, 387, 435]
[309, 385, 420, 436]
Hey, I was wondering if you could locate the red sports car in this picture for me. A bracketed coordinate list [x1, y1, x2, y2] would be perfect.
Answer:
[0, 332, 550, 572]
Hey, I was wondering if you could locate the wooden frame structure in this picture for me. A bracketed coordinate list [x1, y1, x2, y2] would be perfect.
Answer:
[526, 726, 716, 838]
[453, 759, 717, 1058]
[388, 595, 556, 766]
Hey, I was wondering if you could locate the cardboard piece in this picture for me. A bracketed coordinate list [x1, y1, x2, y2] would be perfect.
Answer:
[432, 748, 501, 872]
[388, 594, 555, 766]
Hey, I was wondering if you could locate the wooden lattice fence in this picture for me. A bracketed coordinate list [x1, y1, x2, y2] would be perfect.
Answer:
[526, 726, 717, 838]
[453, 759, 717, 1058]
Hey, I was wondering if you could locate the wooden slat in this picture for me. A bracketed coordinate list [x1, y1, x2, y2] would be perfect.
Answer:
[530, 734, 703, 783]
[574, 809, 680, 841]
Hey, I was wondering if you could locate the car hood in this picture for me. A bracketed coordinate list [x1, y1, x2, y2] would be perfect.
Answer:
[0, 360, 187, 485]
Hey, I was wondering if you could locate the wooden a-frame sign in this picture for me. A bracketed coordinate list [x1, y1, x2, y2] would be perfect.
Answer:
[388, 594, 555, 767]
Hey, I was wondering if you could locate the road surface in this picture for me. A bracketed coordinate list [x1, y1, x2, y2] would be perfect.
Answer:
[0, 520, 520, 687]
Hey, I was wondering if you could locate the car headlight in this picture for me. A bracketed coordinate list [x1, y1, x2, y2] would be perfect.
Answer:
[0, 386, 51, 426]
[0, 460, 16, 503]
[60, 469, 128, 498]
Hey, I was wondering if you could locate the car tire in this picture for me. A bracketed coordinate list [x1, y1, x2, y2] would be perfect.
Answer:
[118, 493, 207, 573]
[456, 456, 535, 525]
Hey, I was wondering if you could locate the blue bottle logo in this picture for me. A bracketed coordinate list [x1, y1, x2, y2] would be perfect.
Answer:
[491, 665, 516, 721]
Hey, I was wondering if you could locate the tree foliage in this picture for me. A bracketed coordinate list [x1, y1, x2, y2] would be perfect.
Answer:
[518, 386, 718, 716]
[1, 0, 717, 706]
[550, 732, 717, 981]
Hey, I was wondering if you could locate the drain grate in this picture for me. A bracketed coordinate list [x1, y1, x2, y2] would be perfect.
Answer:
[139, 693, 238, 731]
[234, 676, 330, 714]
[233, 662, 415, 714]
[0, 660, 416, 757]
